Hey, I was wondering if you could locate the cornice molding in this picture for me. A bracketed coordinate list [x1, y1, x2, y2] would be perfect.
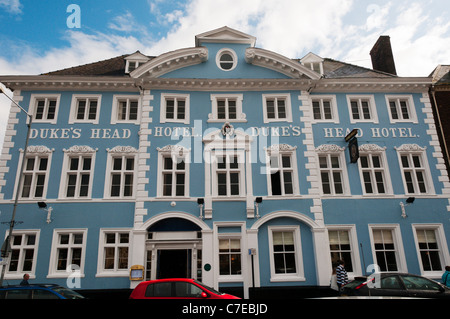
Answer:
[130, 47, 208, 78]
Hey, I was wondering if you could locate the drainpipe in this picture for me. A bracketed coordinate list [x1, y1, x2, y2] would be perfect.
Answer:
[430, 86, 450, 170]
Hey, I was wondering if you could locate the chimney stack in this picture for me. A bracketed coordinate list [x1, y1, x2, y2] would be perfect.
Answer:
[370, 36, 397, 75]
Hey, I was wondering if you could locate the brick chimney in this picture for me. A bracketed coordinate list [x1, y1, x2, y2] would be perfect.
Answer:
[370, 36, 397, 75]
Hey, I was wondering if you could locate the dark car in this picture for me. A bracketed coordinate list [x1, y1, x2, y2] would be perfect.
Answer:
[0, 284, 85, 299]
[129, 278, 240, 299]
[342, 273, 450, 299]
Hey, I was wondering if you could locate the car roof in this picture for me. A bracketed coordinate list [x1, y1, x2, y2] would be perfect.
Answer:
[141, 278, 196, 284]
[0, 284, 61, 289]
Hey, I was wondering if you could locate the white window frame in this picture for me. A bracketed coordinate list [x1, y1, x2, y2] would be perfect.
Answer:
[13, 146, 53, 200]
[208, 94, 246, 122]
[262, 93, 293, 123]
[385, 95, 418, 123]
[156, 146, 190, 198]
[216, 48, 238, 71]
[104, 147, 137, 199]
[347, 95, 378, 124]
[160, 93, 190, 124]
[311, 95, 339, 123]
[368, 224, 407, 273]
[211, 150, 245, 198]
[316, 145, 350, 196]
[357, 145, 393, 196]
[48, 229, 87, 278]
[28, 94, 60, 124]
[111, 95, 141, 124]
[412, 224, 450, 277]
[59, 146, 96, 199]
[69, 94, 101, 124]
[3, 230, 40, 280]
[395, 145, 434, 195]
[96, 229, 131, 277]
[327, 225, 362, 279]
[268, 226, 304, 282]
[265, 144, 300, 196]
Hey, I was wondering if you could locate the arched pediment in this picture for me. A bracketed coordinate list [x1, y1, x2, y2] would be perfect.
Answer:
[130, 47, 208, 78]
[245, 48, 321, 80]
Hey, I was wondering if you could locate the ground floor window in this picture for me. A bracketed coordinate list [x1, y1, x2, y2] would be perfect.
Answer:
[328, 229, 353, 272]
[49, 229, 87, 277]
[413, 226, 445, 274]
[268, 226, 304, 281]
[6, 231, 39, 276]
[219, 238, 241, 275]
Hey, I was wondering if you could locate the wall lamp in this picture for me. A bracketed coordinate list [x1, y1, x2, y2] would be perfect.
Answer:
[255, 197, 263, 219]
[399, 197, 415, 219]
[37, 202, 54, 224]
[197, 198, 204, 220]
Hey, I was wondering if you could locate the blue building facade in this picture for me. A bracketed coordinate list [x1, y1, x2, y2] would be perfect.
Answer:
[0, 27, 449, 298]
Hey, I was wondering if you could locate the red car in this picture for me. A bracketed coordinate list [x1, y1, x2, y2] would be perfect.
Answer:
[129, 278, 241, 299]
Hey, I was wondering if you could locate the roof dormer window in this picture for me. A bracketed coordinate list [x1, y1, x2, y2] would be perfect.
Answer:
[300, 52, 324, 76]
[124, 51, 150, 74]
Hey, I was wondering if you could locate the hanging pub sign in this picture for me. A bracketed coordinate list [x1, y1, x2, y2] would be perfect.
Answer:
[345, 129, 359, 163]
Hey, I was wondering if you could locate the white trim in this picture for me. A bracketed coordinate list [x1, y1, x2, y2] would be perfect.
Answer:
[346, 94, 378, 124]
[357, 145, 393, 196]
[47, 228, 88, 278]
[2, 229, 40, 280]
[111, 94, 141, 125]
[160, 93, 190, 124]
[326, 225, 362, 278]
[68, 94, 102, 124]
[262, 93, 292, 123]
[411, 224, 450, 278]
[395, 144, 435, 195]
[310, 95, 339, 123]
[385, 94, 418, 124]
[265, 144, 300, 196]
[156, 146, 190, 198]
[216, 48, 238, 71]
[58, 146, 97, 199]
[96, 228, 132, 277]
[368, 224, 408, 273]
[28, 94, 61, 124]
[268, 225, 305, 282]
[103, 147, 138, 199]
[208, 94, 246, 122]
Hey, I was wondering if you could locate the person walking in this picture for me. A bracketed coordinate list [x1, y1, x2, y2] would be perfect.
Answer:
[442, 266, 450, 288]
[336, 260, 348, 293]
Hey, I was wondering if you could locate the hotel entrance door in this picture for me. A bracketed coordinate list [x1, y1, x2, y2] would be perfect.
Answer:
[157, 249, 191, 279]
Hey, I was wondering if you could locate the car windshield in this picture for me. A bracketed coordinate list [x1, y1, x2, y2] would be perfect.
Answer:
[194, 280, 224, 295]
[52, 286, 85, 299]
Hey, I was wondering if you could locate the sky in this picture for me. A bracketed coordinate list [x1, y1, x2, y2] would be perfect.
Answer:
[0, 0, 449, 147]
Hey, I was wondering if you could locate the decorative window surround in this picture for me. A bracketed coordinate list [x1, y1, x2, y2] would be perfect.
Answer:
[156, 145, 190, 198]
[28, 94, 61, 124]
[208, 94, 246, 122]
[346, 95, 378, 124]
[111, 95, 141, 125]
[357, 144, 393, 196]
[316, 144, 350, 196]
[395, 144, 435, 195]
[69, 94, 101, 124]
[13, 145, 54, 200]
[385, 95, 418, 123]
[59, 145, 97, 199]
[216, 48, 238, 71]
[265, 144, 300, 196]
[262, 94, 292, 123]
[104, 146, 138, 199]
[160, 93, 190, 124]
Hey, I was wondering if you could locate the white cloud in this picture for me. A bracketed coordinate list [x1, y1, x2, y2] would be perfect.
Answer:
[0, 0, 22, 14]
